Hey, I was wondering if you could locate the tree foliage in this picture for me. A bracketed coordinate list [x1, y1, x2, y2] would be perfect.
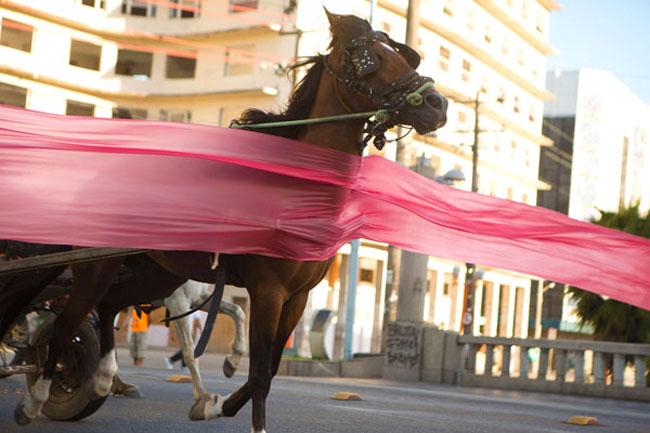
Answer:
[568, 204, 650, 343]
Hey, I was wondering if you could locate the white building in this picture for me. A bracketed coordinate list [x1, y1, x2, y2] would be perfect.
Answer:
[545, 69, 650, 221]
[542, 68, 650, 334]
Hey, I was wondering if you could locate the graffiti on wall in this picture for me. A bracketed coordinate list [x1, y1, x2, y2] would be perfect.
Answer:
[385, 322, 422, 368]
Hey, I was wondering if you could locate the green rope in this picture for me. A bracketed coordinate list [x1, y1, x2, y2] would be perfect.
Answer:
[230, 81, 433, 130]
[230, 109, 387, 130]
[405, 81, 434, 106]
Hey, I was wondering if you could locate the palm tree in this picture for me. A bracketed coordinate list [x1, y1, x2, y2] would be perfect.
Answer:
[568, 204, 650, 385]
[569, 204, 650, 343]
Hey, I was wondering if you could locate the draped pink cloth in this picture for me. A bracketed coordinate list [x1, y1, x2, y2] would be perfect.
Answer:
[1, 105, 650, 310]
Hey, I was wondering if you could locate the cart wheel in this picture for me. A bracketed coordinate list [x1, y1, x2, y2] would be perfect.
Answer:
[24, 317, 109, 421]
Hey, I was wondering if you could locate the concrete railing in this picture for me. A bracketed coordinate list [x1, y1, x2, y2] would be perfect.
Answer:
[281, 322, 650, 402]
[457, 334, 650, 401]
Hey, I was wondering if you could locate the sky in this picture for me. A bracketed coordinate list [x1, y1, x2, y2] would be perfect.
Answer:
[547, 0, 650, 105]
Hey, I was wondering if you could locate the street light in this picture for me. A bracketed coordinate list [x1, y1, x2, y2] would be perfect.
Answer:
[435, 168, 466, 185]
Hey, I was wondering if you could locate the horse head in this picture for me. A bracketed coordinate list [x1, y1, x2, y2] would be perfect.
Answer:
[324, 9, 448, 149]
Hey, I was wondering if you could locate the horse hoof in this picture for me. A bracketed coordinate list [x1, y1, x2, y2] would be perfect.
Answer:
[14, 403, 32, 426]
[123, 385, 143, 398]
[188, 394, 214, 421]
[223, 357, 236, 378]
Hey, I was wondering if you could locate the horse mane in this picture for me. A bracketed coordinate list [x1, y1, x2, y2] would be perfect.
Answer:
[234, 55, 325, 139]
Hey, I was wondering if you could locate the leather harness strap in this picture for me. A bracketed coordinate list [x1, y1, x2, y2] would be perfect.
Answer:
[193, 267, 226, 358]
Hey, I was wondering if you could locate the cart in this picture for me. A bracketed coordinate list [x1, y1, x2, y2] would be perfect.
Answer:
[0, 245, 146, 421]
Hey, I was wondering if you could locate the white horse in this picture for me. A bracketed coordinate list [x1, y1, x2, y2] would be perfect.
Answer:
[112, 280, 247, 402]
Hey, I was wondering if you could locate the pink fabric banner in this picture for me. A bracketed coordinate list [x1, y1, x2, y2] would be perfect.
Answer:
[1, 105, 650, 310]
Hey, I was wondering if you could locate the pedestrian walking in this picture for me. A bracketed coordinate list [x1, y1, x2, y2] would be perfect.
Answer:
[129, 308, 149, 367]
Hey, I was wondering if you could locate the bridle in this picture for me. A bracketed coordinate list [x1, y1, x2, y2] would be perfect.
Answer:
[230, 30, 435, 154]
[323, 30, 435, 152]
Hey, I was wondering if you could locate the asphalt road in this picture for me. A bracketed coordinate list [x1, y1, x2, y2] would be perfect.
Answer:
[1, 352, 650, 433]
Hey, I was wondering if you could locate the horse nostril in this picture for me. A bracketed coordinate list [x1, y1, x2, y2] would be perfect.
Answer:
[425, 93, 444, 110]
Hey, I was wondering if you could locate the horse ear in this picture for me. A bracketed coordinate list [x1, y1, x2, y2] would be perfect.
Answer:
[323, 7, 343, 28]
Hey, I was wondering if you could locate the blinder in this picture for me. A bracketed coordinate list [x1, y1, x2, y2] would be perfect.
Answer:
[345, 31, 421, 79]
[349, 45, 381, 78]
[390, 41, 421, 70]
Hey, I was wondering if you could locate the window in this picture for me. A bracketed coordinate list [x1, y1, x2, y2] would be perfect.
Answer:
[381, 22, 391, 33]
[430, 155, 441, 177]
[0, 18, 33, 52]
[521, 0, 529, 21]
[0, 82, 27, 107]
[360, 268, 374, 283]
[525, 148, 531, 167]
[417, 37, 425, 60]
[443, 0, 455, 17]
[224, 45, 255, 76]
[461, 59, 471, 82]
[536, 11, 546, 34]
[513, 96, 520, 113]
[501, 37, 509, 56]
[121, 0, 156, 17]
[166, 54, 196, 79]
[484, 25, 492, 43]
[160, 109, 191, 122]
[529, 104, 536, 122]
[80, 0, 106, 8]
[170, 0, 201, 18]
[116, 49, 153, 77]
[229, 0, 258, 13]
[517, 48, 525, 67]
[439, 46, 450, 71]
[69, 39, 102, 71]
[112, 107, 147, 119]
[466, 8, 475, 31]
[457, 110, 467, 124]
[66, 100, 95, 116]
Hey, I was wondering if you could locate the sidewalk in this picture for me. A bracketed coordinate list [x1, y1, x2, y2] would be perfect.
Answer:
[115, 344, 250, 375]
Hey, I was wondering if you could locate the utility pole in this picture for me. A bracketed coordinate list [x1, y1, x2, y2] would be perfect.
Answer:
[461, 91, 481, 335]
[393, 0, 428, 325]
[382, 0, 420, 348]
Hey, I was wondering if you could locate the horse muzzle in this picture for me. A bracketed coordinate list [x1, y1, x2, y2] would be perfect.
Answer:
[399, 87, 448, 135]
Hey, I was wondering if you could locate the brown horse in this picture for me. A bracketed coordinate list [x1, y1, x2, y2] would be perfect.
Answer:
[11, 10, 447, 432]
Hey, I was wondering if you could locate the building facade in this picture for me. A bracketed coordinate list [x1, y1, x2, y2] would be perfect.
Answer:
[0, 0, 561, 355]
[538, 68, 650, 336]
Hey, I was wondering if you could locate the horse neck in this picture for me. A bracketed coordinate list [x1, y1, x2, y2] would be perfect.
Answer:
[296, 71, 365, 156]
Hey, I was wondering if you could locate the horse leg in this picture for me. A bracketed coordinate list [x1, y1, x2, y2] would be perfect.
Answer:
[88, 255, 186, 401]
[195, 291, 308, 426]
[90, 307, 119, 399]
[171, 313, 207, 400]
[220, 301, 247, 378]
[14, 258, 123, 425]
